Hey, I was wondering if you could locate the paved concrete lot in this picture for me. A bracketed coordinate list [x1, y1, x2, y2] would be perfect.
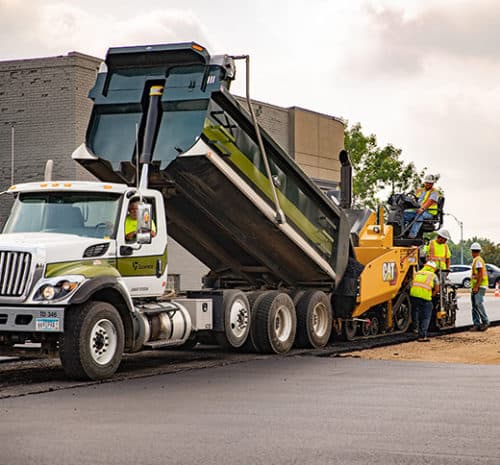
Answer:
[1, 356, 500, 465]
[456, 293, 500, 326]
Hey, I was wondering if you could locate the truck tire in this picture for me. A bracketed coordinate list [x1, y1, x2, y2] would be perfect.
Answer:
[59, 301, 124, 381]
[253, 291, 296, 354]
[294, 291, 332, 348]
[216, 290, 251, 349]
[290, 289, 306, 306]
[239, 291, 269, 353]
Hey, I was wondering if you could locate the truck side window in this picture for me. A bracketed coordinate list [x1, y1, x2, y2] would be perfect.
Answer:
[125, 198, 157, 242]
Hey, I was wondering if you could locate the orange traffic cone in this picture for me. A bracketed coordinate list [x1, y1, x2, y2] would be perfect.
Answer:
[495, 282, 500, 297]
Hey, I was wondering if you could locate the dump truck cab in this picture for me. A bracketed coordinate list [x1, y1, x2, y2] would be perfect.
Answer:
[2, 181, 168, 301]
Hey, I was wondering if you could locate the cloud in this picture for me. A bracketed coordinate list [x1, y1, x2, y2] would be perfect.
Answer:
[344, 0, 500, 78]
[0, 2, 210, 60]
[323, 1, 500, 241]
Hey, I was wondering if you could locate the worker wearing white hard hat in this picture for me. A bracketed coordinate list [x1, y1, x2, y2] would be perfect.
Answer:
[437, 228, 452, 241]
[469, 242, 489, 331]
[410, 261, 440, 341]
[403, 174, 441, 239]
[423, 228, 452, 272]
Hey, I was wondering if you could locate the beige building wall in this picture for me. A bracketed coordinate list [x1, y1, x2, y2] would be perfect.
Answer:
[236, 97, 345, 189]
[290, 107, 344, 186]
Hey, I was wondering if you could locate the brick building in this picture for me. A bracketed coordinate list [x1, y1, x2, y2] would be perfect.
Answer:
[0, 52, 345, 290]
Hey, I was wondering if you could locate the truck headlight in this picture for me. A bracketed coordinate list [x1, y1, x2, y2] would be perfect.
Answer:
[41, 285, 56, 300]
[34, 278, 83, 302]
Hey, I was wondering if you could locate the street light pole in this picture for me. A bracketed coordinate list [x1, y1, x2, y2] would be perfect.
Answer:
[446, 213, 464, 264]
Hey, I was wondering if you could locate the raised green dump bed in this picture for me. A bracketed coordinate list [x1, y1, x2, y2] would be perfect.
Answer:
[74, 42, 351, 289]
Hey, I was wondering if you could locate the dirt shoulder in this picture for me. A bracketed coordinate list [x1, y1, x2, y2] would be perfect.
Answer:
[349, 326, 500, 365]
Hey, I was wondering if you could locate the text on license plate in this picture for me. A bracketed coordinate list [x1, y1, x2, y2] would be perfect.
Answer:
[35, 317, 60, 331]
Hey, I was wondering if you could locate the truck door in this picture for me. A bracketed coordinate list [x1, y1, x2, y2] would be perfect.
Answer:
[116, 193, 168, 297]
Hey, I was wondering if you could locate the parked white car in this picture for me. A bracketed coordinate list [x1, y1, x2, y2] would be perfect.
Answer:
[448, 265, 472, 288]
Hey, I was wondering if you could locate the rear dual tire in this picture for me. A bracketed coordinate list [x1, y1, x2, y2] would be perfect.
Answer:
[218, 289, 332, 353]
[216, 290, 251, 349]
[252, 292, 296, 354]
[294, 291, 332, 349]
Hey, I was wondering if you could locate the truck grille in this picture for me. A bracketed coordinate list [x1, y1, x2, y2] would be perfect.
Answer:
[0, 251, 32, 297]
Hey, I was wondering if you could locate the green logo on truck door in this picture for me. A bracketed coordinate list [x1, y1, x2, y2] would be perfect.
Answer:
[116, 249, 168, 277]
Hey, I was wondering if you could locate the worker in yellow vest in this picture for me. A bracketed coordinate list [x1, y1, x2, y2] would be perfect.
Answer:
[403, 174, 440, 239]
[410, 261, 440, 341]
[424, 228, 451, 272]
[125, 199, 157, 242]
[470, 242, 489, 331]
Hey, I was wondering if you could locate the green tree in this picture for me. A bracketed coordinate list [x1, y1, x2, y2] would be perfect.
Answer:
[482, 243, 500, 266]
[449, 237, 500, 266]
[466, 237, 500, 266]
[344, 123, 425, 209]
[448, 240, 471, 265]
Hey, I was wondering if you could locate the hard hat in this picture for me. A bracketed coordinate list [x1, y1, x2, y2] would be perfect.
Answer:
[424, 174, 436, 183]
[437, 228, 451, 241]
[470, 242, 482, 251]
[425, 261, 437, 269]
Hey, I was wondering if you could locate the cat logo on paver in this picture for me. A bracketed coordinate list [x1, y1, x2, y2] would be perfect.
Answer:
[382, 262, 398, 285]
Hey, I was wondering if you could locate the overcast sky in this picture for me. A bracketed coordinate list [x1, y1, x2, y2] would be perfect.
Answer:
[1, 0, 499, 245]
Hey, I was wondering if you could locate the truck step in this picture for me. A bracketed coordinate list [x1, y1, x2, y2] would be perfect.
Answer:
[143, 339, 187, 349]
[137, 302, 179, 316]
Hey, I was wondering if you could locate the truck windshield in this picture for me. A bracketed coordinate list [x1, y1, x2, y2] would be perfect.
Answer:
[3, 191, 122, 239]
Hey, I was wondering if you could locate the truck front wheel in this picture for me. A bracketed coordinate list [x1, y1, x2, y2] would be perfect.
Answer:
[59, 301, 125, 381]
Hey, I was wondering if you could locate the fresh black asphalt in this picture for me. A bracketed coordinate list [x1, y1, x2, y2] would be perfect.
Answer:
[1, 356, 500, 465]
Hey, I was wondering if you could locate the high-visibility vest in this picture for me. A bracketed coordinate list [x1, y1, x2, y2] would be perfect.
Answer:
[410, 269, 435, 301]
[125, 215, 157, 236]
[416, 187, 439, 215]
[427, 239, 450, 270]
[471, 256, 489, 288]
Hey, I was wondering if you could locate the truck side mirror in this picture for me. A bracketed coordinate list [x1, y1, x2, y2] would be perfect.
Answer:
[136, 202, 152, 245]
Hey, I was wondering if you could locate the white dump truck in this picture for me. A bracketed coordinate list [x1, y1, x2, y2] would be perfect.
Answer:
[0, 42, 353, 380]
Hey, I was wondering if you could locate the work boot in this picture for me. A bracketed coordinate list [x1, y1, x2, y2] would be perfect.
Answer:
[479, 323, 489, 331]
[470, 326, 480, 332]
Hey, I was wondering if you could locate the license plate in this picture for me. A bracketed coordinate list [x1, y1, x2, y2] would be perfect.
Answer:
[35, 317, 60, 331]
